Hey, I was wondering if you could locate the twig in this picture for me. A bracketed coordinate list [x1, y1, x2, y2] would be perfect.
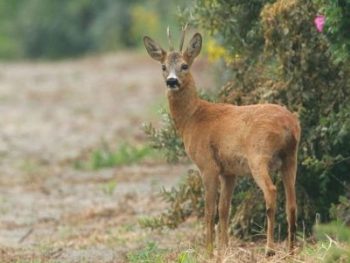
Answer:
[18, 227, 34, 244]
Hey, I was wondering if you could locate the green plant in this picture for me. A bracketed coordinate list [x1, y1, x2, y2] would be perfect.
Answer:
[261, 0, 350, 231]
[314, 0, 350, 63]
[0, 0, 191, 59]
[0, 0, 22, 58]
[314, 221, 350, 242]
[181, 0, 273, 59]
[139, 170, 203, 229]
[101, 180, 118, 196]
[91, 143, 152, 169]
[143, 109, 186, 163]
[127, 242, 166, 263]
[177, 249, 197, 263]
[312, 221, 350, 263]
[75, 141, 154, 170]
[330, 196, 350, 225]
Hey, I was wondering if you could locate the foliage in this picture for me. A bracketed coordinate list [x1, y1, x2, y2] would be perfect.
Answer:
[313, 221, 350, 263]
[0, 0, 22, 58]
[177, 250, 197, 263]
[143, 109, 186, 163]
[0, 0, 189, 59]
[75, 141, 154, 170]
[261, 0, 350, 230]
[17, 0, 94, 58]
[315, 221, 350, 243]
[130, 5, 160, 45]
[143, 0, 350, 240]
[15, 0, 141, 58]
[127, 242, 166, 263]
[183, 0, 274, 59]
[314, 0, 350, 62]
[330, 196, 350, 225]
[100, 179, 118, 196]
[139, 170, 203, 229]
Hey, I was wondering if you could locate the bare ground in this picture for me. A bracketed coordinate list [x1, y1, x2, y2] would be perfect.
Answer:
[0, 52, 216, 263]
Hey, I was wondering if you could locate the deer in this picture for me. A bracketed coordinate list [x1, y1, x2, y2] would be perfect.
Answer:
[143, 26, 300, 257]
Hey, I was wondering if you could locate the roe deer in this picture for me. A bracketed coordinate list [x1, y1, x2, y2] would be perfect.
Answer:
[143, 26, 300, 257]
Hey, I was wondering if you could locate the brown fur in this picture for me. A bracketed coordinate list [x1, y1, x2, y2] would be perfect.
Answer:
[144, 33, 300, 257]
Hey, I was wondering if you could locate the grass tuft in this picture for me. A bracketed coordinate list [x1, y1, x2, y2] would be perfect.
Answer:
[127, 242, 166, 263]
[74, 141, 156, 170]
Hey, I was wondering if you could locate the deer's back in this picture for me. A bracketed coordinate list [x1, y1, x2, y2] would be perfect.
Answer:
[182, 100, 300, 175]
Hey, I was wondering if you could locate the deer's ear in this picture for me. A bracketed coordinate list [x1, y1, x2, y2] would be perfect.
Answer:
[143, 36, 166, 62]
[183, 33, 202, 65]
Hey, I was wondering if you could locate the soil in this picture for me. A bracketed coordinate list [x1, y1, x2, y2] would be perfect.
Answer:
[0, 52, 214, 262]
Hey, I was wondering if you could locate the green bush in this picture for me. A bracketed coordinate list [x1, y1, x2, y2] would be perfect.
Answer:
[15, 0, 144, 58]
[260, 0, 350, 232]
[0, 0, 21, 58]
[139, 170, 204, 229]
[330, 196, 350, 225]
[143, 109, 186, 163]
[314, 0, 350, 63]
[17, 0, 97, 58]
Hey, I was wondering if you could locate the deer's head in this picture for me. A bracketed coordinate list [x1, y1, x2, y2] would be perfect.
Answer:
[143, 26, 202, 91]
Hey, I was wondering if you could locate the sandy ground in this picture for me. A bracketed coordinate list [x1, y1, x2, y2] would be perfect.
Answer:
[0, 52, 214, 262]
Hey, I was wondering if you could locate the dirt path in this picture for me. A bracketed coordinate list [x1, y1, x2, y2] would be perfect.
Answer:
[0, 52, 213, 262]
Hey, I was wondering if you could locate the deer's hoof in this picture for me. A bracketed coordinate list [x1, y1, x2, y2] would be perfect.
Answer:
[266, 249, 276, 257]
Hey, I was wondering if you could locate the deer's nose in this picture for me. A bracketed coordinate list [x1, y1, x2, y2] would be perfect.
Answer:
[166, 78, 179, 88]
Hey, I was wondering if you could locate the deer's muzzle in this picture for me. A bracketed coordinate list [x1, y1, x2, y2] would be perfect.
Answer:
[166, 78, 179, 89]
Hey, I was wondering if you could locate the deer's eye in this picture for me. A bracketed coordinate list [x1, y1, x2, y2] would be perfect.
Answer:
[181, 64, 189, 70]
[162, 65, 166, 71]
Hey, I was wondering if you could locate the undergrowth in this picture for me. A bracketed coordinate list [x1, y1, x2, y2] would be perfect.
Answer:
[139, 169, 204, 229]
[127, 242, 166, 263]
[127, 223, 350, 262]
[74, 141, 156, 170]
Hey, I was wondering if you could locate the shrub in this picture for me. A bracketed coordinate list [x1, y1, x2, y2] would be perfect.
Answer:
[261, 0, 350, 231]
[139, 169, 204, 229]
[314, 0, 350, 63]
[14, 0, 142, 58]
[143, 109, 186, 163]
[16, 0, 96, 58]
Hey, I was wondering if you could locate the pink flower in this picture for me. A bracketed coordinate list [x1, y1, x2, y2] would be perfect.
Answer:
[314, 15, 326, 32]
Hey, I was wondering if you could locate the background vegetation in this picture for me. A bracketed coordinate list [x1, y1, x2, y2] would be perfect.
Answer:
[144, 0, 350, 244]
[0, 0, 187, 59]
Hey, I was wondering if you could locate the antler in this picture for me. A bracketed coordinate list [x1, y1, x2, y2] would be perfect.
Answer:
[167, 26, 174, 51]
[179, 23, 188, 52]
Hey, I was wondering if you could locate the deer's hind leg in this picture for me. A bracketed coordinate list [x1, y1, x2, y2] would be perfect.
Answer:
[249, 157, 277, 256]
[281, 152, 297, 253]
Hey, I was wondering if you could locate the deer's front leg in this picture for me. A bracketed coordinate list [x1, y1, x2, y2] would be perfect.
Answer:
[202, 168, 219, 256]
[218, 175, 235, 250]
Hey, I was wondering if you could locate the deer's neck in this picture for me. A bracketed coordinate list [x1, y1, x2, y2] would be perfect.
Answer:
[167, 75, 199, 136]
